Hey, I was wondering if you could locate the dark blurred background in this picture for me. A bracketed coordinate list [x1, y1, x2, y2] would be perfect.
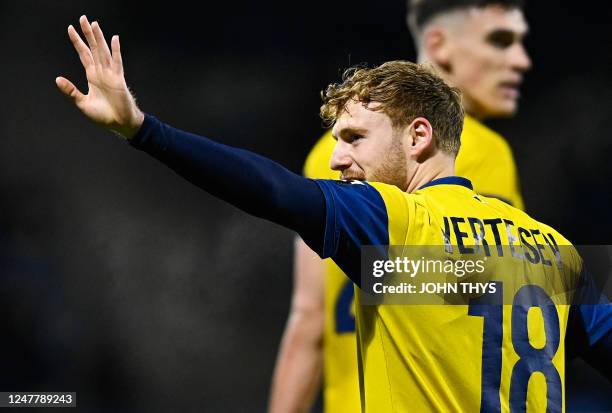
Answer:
[1, 1, 611, 412]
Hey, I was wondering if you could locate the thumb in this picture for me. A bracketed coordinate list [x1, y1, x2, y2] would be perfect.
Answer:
[55, 76, 85, 103]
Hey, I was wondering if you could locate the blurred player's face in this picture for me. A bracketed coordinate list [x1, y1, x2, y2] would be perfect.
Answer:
[330, 100, 409, 190]
[436, 6, 531, 118]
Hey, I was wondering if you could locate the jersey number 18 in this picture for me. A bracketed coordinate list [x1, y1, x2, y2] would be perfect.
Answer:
[469, 283, 562, 413]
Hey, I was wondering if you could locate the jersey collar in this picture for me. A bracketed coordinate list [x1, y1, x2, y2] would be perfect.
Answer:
[418, 176, 473, 191]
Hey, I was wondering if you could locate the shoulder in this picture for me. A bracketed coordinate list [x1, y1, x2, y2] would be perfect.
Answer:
[312, 180, 392, 270]
[368, 182, 416, 207]
[313, 180, 402, 223]
[315, 180, 386, 205]
[475, 194, 567, 239]
[461, 115, 515, 157]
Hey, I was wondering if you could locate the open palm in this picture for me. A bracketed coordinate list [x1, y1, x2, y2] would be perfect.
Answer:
[56, 15, 143, 138]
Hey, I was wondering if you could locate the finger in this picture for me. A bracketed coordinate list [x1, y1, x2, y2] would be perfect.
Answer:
[79, 15, 98, 63]
[68, 24, 93, 69]
[55, 76, 86, 103]
[91, 21, 112, 66]
[111, 35, 123, 72]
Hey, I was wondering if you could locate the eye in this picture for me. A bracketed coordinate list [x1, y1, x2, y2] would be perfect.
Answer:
[347, 134, 364, 144]
[486, 30, 515, 50]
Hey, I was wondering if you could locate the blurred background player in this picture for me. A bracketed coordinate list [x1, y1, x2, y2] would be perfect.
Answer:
[268, 1, 531, 411]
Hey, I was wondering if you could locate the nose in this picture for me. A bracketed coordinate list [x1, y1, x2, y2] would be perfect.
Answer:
[330, 140, 352, 172]
[510, 43, 532, 72]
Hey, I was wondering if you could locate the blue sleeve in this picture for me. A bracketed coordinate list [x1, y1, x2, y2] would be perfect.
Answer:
[570, 267, 612, 346]
[130, 114, 327, 251]
[576, 304, 612, 346]
[129, 115, 390, 286]
[313, 180, 389, 286]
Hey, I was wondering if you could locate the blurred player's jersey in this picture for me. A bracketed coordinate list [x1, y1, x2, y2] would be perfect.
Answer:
[457, 115, 524, 210]
[303, 115, 524, 413]
[313, 177, 585, 412]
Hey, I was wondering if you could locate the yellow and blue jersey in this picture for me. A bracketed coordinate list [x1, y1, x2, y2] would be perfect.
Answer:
[304, 115, 524, 413]
[132, 111, 611, 413]
[312, 176, 609, 412]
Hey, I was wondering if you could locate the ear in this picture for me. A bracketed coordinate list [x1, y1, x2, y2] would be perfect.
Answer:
[422, 26, 451, 71]
[406, 117, 434, 159]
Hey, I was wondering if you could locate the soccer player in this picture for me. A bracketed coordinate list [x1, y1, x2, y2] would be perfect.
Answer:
[270, 1, 531, 411]
[56, 17, 611, 412]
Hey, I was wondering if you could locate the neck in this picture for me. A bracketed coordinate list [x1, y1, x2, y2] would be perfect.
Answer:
[459, 98, 486, 121]
[405, 154, 455, 193]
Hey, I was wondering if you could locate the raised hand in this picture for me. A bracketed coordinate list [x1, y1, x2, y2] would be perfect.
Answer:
[56, 16, 144, 138]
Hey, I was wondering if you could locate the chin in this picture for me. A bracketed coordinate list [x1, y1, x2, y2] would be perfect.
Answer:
[484, 101, 518, 119]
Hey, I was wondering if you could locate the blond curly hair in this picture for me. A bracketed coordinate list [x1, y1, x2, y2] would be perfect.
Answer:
[320, 61, 464, 155]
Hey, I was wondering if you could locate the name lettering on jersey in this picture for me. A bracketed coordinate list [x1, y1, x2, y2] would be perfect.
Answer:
[442, 216, 562, 267]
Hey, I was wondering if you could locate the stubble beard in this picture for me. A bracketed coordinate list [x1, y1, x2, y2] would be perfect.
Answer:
[369, 136, 408, 191]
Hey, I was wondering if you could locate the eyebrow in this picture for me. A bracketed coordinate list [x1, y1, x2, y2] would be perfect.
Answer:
[486, 27, 529, 41]
[332, 127, 368, 141]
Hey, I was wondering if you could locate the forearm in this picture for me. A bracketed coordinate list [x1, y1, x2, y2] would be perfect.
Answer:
[269, 309, 323, 413]
[269, 238, 325, 412]
[130, 114, 326, 247]
[58, 17, 330, 256]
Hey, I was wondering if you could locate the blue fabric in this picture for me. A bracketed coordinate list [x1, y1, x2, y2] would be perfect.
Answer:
[571, 267, 612, 346]
[578, 304, 612, 346]
[130, 114, 390, 285]
[314, 180, 389, 285]
[128, 115, 611, 352]
[130, 114, 328, 253]
[418, 176, 473, 190]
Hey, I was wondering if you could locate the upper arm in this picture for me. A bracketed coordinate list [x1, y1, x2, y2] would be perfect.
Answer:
[309, 180, 390, 286]
[573, 304, 612, 346]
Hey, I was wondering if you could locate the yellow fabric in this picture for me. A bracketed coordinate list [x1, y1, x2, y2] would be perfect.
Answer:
[456, 115, 524, 210]
[303, 115, 526, 413]
[355, 181, 579, 412]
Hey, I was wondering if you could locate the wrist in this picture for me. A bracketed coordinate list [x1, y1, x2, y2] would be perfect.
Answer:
[116, 109, 145, 140]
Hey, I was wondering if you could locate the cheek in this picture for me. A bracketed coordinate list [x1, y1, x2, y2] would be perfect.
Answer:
[457, 60, 507, 113]
[371, 140, 408, 187]
[358, 142, 384, 167]
[453, 48, 500, 89]
[355, 143, 391, 180]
